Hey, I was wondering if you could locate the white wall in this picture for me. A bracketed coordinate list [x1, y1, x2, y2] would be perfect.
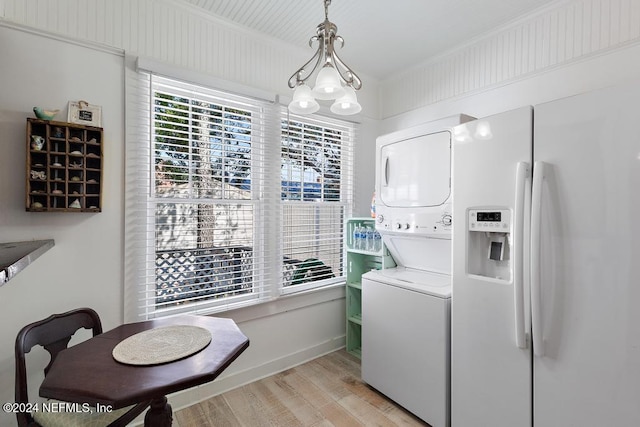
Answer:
[1, 0, 381, 216]
[381, 41, 640, 134]
[0, 24, 126, 425]
[380, 0, 640, 120]
[353, 115, 380, 216]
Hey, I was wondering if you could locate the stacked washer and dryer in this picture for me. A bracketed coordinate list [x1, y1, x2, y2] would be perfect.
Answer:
[361, 115, 473, 427]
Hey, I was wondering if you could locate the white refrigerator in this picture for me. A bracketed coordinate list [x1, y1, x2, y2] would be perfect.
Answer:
[451, 81, 640, 426]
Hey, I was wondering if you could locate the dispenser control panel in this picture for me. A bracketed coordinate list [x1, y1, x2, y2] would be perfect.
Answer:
[467, 208, 512, 269]
[468, 209, 511, 232]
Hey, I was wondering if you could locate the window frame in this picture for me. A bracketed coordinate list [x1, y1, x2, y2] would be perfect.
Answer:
[125, 71, 355, 320]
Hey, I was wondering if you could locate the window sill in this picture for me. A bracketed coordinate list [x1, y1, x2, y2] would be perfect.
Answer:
[213, 280, 346, 324]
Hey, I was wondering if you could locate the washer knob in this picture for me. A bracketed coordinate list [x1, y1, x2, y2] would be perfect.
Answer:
[395, 222, 402, 230]
[442, 214, 452, 226]
[377, 214, 384, 223]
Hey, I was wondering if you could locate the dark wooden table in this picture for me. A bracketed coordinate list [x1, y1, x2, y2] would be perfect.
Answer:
[39, 314, 250, 426]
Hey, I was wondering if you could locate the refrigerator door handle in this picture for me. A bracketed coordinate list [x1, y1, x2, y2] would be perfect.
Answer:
[514, 161, 529, 349]
[531, 160, 546, 357]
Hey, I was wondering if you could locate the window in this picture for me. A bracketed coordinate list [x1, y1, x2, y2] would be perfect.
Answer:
[152, 78, 264, 315]
[125, 73, 354, 319]
[281, 113, 354, 293]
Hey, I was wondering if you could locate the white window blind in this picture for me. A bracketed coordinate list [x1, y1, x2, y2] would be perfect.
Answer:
[280, 111, 354, 294]
[151, 77, 269, 316]
[125, 71, 354, 320]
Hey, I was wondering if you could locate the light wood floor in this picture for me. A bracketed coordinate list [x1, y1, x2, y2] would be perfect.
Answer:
[173, 349, 430, 427]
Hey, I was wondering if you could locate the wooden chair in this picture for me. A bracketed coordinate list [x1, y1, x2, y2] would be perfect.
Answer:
[15, 308, 151, 427]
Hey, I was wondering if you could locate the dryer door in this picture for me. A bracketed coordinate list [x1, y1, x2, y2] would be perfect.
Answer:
[379, 130, 451, 208]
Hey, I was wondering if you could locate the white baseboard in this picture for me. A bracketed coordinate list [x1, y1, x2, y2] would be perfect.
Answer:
[165, 335, 345, 415]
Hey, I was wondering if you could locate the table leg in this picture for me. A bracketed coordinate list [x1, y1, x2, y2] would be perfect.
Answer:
[144, 396, 172, 427]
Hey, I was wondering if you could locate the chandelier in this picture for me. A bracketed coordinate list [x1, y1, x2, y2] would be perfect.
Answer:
[287, 0, 362, 116]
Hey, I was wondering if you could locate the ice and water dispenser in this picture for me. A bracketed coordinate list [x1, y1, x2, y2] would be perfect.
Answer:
[467, 208, 512, 281]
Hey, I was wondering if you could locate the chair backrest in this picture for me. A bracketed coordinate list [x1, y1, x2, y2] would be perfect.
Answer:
[14, 308, 102, 427]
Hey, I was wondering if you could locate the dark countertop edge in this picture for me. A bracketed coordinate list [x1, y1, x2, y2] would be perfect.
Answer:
[0, 239, 55, 285]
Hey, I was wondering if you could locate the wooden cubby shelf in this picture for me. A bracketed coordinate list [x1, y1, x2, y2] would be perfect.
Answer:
[26, 118, 103, 212]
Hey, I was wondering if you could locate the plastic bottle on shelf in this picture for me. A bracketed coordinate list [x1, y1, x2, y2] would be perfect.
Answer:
[352, 225, 359, 250]
[374, 230, 382, 252]
[354, 225, 363, 250]
[365, 227, 374, 252]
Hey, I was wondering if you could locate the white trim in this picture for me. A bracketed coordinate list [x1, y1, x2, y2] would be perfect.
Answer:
[0, 19, 124, 56]
[405, 0, 575, 73]
[126, 283, 345, 425]
[380, 0, 640, 118]
[166, 333, 346, 417]
[136, 56, 277, 103]
[125, 61, 355, 320]
[216, 282, 345, 324]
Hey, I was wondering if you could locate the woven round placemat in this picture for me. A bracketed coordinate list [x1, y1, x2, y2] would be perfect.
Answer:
[112, 325, 212, 366]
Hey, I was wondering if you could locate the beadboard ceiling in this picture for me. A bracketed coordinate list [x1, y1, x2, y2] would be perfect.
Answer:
[181, 0, 559, 81]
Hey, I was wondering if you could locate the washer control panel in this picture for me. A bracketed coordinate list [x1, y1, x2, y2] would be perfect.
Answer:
[375, 205, 452, 237]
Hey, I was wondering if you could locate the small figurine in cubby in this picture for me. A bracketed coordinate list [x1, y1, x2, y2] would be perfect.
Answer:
[30, 135, 44, 150]
[30, 170, 46, 180]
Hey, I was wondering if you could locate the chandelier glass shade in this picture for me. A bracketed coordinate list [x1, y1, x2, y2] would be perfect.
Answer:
[288, 0, 362, 115]
[330, 86, 361, 115]
[288, 83, 320, 115]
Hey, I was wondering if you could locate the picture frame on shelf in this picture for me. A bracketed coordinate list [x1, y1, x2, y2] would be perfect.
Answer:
[68, 100, 102, 127]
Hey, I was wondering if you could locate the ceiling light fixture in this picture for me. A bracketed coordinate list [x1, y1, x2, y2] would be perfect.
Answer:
[287, 0, 362, 116]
